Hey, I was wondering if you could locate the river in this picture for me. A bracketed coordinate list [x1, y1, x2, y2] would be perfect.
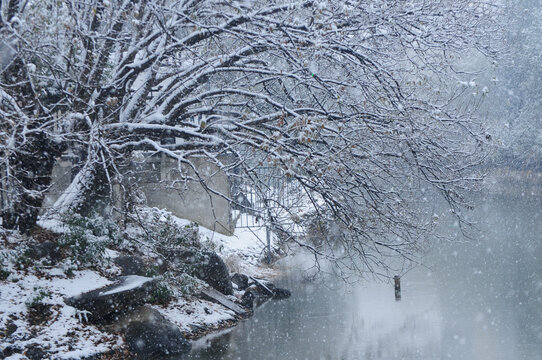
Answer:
[186, 194, 542, 359]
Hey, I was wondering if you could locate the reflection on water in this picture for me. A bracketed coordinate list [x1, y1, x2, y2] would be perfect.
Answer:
[187, 195, 542, 360]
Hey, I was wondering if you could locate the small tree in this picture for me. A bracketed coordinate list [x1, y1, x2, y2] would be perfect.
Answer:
[482, 0, 542, 169]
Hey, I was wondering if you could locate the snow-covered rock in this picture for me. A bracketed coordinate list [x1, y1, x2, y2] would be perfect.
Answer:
[113, 255, 148, 276]
[64, 275, 157, 323]
[112, 305, 191, 357]
[165, 249, 233, 295]
[231, 273, 249, 290]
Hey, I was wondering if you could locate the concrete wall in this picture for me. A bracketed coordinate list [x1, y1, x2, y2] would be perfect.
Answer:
[137, 156, 234, 235]
[42, 158, 73, 210]
[43, 154, 234, 236]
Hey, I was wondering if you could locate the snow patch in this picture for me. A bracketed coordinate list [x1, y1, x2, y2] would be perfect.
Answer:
[99, 275, 152, 296]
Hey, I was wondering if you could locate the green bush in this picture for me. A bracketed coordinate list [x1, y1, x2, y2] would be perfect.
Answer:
[155, 218, 198, 248]
[14, 249, 32, 271]
[59, 213, 122, 269]
[26, 288, 51, 309]
[135, 208, 200, 249]
[0, 263, 10, 280]
[166, 272, 201, 296]
[60, 259, 77, 278]
[144, 263, 161, 278]
[146, 280, 175, 305]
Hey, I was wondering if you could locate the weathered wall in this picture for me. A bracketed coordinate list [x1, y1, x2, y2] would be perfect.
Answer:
[41, 157, 73, 210]
[137, 156, 234, 235]
[43, 155, 234, 235]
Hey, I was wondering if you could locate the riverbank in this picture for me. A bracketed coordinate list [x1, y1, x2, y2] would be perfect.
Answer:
[0, 207, 287, 359]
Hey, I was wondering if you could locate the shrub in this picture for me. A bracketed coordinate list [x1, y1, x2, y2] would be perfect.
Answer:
[60, 259, 77, 278]
[26, 288, 53, 325]
[132, 208, 200, 249]
[58, 213, 121, 269]
[0, 263, 10, 280]
[168, 273, 202, 296]
[154, 219, 199, 249]
[14, 248, 32, 271]
[26, 288, 51, 309]
[146, 280, 175, 305]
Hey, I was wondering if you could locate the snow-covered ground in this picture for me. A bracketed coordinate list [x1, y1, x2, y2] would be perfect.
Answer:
[0, 269, 118, 359]
[1, 209, 280, 359]
[173, 213, 279, 278]
[155, 297, 237, 335]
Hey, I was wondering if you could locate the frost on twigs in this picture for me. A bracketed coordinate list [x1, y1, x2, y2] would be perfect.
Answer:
[0, 0, 503, 277]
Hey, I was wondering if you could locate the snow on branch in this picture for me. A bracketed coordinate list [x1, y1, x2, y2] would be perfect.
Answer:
[0, 0, 503, 273]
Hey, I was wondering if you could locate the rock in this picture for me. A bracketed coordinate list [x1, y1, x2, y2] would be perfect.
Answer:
[273, 287, 291, 299]
[240, 289, 256, 309]
[117, 306, 191, 357]
[231, 273, 249, 290]
[196, 252, 233, 295]
[240, 282, 291, 306]
[0, 345, 18, 358]
[200, 288, 247, 315]
[250, 277, 290, 300]
[64, 275, 157, 323]
[126, 322, 191, 358]
[241, 285, 268, 308]
[251, 277, 275, 298]
[25, 344, 46, 360]
[150, 257, 168, 275]
[167, 250, 233, 295]
[1, 320, 17, 338]
[114, 255, 147, 276]
[26, 241, 61, 263]
[108, 304, 160, 330]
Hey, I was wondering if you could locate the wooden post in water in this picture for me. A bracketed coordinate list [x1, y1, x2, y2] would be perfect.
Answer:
[266, 225, 272, 264]
[394, 275, 401, 301]
[265, 202, 272, 264]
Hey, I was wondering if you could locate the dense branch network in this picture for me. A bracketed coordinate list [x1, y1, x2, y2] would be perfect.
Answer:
[0, 0, 501, 276]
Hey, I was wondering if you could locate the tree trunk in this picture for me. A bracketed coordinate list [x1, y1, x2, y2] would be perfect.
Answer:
[43, 156, 111, 222]
[1, 133, 63, 233]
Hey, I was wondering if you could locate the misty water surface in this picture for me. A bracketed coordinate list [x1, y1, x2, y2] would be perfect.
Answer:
[186, 193, 542, 360]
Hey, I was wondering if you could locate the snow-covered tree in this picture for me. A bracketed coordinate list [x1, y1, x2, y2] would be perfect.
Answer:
[483, 0, 542, 169]
[1, 0, 501, 275]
